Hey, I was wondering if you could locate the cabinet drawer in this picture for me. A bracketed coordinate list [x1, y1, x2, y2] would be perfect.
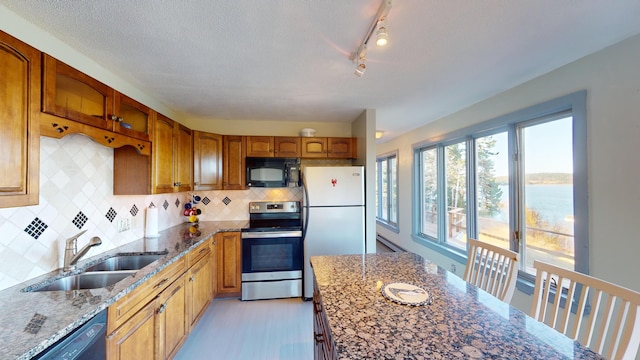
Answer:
[108, 257, 186, 333]
[188, 240, 211, 268]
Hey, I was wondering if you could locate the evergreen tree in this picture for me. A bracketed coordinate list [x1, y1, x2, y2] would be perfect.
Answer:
[476, 137, 503, 217]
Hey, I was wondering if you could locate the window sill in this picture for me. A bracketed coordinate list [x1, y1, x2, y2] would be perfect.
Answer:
[411, 234, 466, 265]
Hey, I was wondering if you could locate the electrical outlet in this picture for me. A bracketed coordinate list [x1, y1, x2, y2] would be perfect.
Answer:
[450, 264, 457, 273]
[117, 218, 131, 232]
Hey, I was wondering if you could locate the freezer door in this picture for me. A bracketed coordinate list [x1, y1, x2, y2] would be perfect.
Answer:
[303, 166, 364, 206]
[303, 205, 365, 298]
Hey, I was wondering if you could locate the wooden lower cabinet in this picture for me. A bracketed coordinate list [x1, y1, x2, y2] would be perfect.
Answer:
[107, 298, 158, 360]
[187, 249, 213, 330]
[107, 239, 216, 360]
[215, 231, 242, 297]
[157, 275, 188, 360]
[313, 276, 337, 360]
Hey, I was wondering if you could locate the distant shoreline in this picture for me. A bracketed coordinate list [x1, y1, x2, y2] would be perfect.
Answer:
[495, 173, 572, 185]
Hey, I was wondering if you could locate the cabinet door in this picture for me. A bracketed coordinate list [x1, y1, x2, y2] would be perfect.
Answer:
[42, 53, 114, 130]
[187, 255, 212, 330]
[152, 114, 176, 194]
[274, 136, 301, 158]
[113, 92, 152, 142]
[193, 131, 223, 190]
[174, 124, 193, 192]
[216, 232, 242, 296]
[301, 137, 328, 158]
[210, 238, 218, 299]
[0, 30, 40, 208]
[107, 299, 158, 360]
[246, 136, 274, 157]
[327, 137, 355, 159]
[222, 135, 246, 190]
[157, 275, 188, 360]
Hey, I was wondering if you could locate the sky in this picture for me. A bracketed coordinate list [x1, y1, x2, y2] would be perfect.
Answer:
[491, 116, 573, 177]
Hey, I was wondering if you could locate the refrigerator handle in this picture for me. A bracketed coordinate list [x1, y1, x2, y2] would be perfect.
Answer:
[302, 171, 309, 240]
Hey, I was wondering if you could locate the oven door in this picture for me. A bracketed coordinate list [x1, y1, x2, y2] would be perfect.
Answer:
[241, 230, 303, 300]
[241, 231, 303, 275]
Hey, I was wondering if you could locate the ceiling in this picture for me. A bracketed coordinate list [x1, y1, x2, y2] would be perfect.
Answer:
[3, 1, 640, 141]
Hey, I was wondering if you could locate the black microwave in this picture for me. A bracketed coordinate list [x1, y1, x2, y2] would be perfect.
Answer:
[246, 157, 300, 188]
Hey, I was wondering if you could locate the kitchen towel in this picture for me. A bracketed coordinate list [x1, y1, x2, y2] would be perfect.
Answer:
[145, 205, 160, 238]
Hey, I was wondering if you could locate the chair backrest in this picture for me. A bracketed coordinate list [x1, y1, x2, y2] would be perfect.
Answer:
[530, 260, 640, 360]
[463, 238, 519, 303]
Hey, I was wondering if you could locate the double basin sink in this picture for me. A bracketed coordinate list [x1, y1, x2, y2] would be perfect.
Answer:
[25, 253, 167, 292]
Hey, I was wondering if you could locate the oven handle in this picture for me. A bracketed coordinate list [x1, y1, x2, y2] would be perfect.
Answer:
[241, 231, 302, 239]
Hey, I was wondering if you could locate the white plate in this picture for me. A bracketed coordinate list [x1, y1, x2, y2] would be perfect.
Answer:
[381, 282, 431, 306]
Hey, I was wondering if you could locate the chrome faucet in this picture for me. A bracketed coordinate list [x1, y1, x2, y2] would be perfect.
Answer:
[63, 230, 103, 271]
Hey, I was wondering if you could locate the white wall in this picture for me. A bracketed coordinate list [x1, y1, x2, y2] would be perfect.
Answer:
[377, 33, 640, 312]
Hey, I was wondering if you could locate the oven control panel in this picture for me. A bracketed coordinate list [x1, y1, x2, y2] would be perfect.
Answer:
[249, 201, 300, 213]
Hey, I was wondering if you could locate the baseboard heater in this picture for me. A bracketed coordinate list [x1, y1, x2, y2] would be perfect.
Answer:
[376, 234, 406, 252]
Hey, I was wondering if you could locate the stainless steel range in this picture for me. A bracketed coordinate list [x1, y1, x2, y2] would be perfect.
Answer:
[241, 201, 303, 301]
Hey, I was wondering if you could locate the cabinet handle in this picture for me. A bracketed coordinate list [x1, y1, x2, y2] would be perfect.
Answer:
[314, 333, 324, 343]
[174, 182, 182, 187]
[189, 276, 195, 282]
[153, 278, 170, 289]
[158, 303, 167, 314]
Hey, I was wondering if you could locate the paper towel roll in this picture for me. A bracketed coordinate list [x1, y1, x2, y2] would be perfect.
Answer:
[145, 206, 160, 238]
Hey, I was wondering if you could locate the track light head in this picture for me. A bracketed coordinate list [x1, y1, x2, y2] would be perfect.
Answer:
[355, 62, 367, 77]
[375, 23, 388, 46]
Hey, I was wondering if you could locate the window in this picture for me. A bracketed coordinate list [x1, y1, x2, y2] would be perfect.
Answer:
[376, 151, 398, 229]
[413, 91, 588, 286]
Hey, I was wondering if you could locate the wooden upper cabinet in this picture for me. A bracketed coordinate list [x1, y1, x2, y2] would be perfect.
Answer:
[246, 136, 301, 158]
[112, 92, 152, 142]
[328, 137, 356, 159]
[193, 131, 223, 190]
[0, 30, 41, 208]
[274, 136, 301, 157]
[175, 123, 193, 192]
[301, 137, 328, 158]
[153, 114, 176, 194]
[42, 54, 113, 130]
[42, 54, 152, 141]
[222, 135, 246, 190]
[152, 114, 192, 193]
[246, 136, 274, 157]
[301, 137, 356, 159]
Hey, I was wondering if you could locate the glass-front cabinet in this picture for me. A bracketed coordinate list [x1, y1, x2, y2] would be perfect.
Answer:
[42, 54, 151, 141]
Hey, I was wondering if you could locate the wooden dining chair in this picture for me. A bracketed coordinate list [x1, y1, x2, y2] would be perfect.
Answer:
[530, 260, 640, 360]
[463, 238, 519, 303]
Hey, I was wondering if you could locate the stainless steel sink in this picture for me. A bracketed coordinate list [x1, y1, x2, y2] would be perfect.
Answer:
[84, 253, 166, 272]
[28, 271, 135, 292]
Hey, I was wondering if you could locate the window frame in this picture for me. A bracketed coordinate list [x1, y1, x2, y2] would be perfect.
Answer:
[376, 150, 399, 232]
[411, 90, 588, 292]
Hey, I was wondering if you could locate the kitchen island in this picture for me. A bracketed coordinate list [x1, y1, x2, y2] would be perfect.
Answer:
[310, 252, 603, 359]
[0, 221, 247, 360]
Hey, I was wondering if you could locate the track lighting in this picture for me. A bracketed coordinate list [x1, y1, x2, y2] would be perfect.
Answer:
[352, 0, 392, 77]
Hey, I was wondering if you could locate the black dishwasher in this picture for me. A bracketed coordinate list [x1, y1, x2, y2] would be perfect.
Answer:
[34, 309, 106, 360]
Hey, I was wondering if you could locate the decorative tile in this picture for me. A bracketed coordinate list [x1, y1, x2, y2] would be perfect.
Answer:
[202, 196, 211, 205]
[163, 200, 169, 210]
[223, 197, 231, 205]
[105, 207, 117, 222]
[130, 204, 139, 217]
[24, 218, 48, 240]
[23, 313, 47, 334]
[174, 198, 180, 208]
[72, 211, 88, 229]
[149, 202, 155, 208]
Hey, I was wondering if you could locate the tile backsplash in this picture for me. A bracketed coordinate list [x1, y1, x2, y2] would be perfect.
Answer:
[0, 134, 301, 291]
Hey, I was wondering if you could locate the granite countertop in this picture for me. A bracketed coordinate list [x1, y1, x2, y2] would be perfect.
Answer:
[311, 252, 604, 360]
[0, 220, 247, 360]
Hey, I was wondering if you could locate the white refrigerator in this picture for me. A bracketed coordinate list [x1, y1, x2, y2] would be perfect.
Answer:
[302, 166, 365, 299]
